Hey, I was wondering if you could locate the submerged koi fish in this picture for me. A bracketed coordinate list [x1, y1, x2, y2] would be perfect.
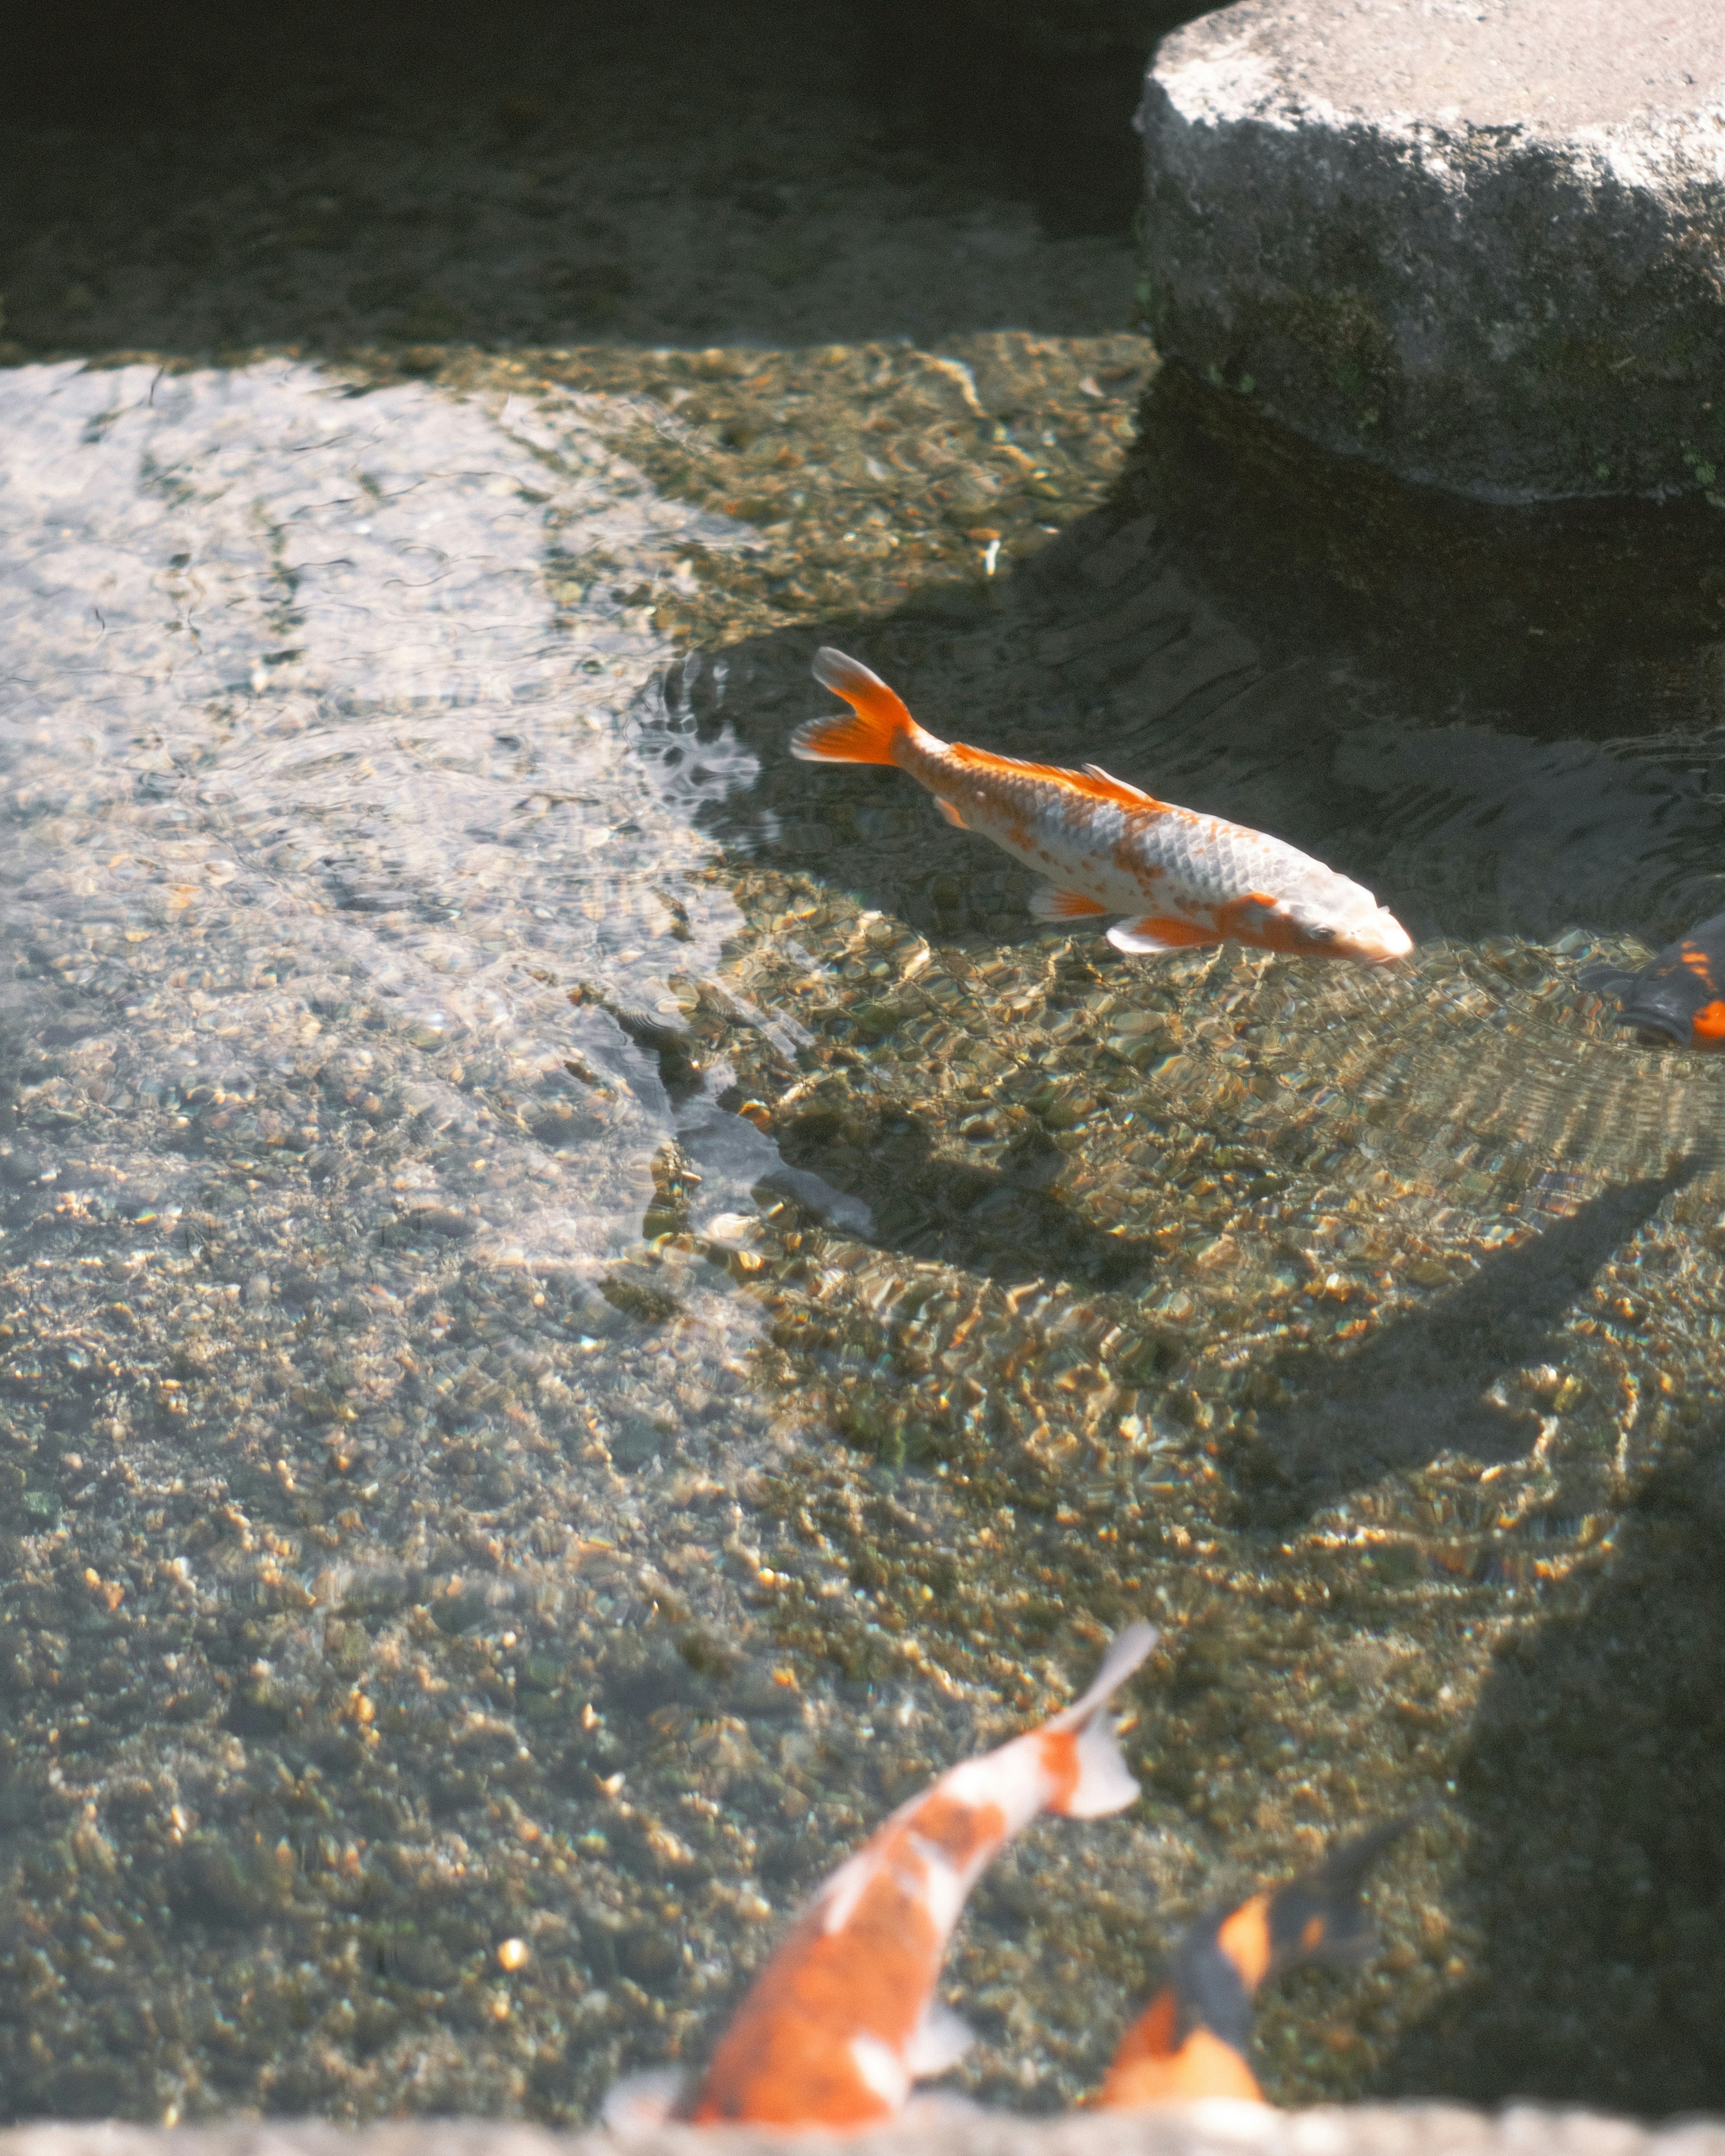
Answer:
[1580, 910, 1725, 1051]
[793, 650, 1412, 963]
[1097, 1816, 1411, 2108]
[606, 1622, 1156, 2134]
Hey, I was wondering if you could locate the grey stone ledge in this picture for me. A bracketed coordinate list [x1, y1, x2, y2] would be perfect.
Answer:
[1136, 0, 1725, 501]
[5, 2110, 1725, 2156]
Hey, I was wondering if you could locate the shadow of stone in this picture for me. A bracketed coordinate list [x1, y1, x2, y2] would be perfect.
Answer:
[863, 0, 1209, 239]
[0, 0, 1143, 363]
[772, 1091, 1167, 1293]
[1380, 1423, 1725, 2113]
[1226, 1169, 1691, 1527]
[1135, 363, 1725, 742]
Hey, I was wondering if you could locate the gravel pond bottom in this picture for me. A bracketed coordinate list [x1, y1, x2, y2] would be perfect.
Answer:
[4, 0, 1725, 2131]
[4, 334, 1725, 2129]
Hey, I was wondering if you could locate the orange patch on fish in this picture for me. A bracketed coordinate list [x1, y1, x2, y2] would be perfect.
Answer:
[1214, 1894, 1276, 1990]
[793, 649, 1411, 967]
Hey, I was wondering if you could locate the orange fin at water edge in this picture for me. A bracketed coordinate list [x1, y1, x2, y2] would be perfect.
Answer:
[935, 797, 968, 828]
[791, 647, 916, 765]
[1108, 916, 1221, 954]
[1029, 882, 1110, 922]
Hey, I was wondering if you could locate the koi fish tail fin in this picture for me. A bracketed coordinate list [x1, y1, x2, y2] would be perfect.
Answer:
[602, 2068, 686, 2138]
[1044, 1619, 1157, 1818]
[1264, 1812, 1418, 1981]
[793, 648, 918, 765]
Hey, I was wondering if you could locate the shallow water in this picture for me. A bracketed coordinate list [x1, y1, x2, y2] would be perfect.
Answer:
[4, 345, 1725, 2123]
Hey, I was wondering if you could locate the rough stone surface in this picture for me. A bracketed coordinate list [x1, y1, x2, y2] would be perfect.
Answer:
[3, 2111, 1725, 2156]
[1136, 0, 1725, 501]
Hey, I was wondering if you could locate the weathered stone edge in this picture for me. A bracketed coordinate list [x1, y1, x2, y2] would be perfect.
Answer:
[1137, 14, 1725, 501]
[4, 2107, 1725, 2156]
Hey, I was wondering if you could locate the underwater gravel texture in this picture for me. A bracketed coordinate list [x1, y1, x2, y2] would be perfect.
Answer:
[5, 0, 1725, 2133]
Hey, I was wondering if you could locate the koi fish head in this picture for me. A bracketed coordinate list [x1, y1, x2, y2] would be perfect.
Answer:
[1234, 885, 1414, 966]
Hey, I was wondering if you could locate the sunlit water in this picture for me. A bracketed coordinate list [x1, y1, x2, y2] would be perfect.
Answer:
[3, 356, 1725, 2121]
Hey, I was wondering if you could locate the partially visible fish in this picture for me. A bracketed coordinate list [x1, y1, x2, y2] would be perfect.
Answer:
[793, 649, 1411, 964]
[1097, 1816, 1412, 2108]
[1580, 910, 1725, 1050]
[608, 1622, 1156, 2133]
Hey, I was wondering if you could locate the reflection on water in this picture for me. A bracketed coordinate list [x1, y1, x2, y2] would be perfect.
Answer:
[2, 350, 1725, 2121]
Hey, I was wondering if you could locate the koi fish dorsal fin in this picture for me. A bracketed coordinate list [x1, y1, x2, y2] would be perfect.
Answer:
[946, 740, 1163, 812]
[1083, 762, 1156, 803]
[793, 648, 917, 766]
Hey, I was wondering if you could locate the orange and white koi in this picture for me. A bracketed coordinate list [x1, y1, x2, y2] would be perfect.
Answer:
[793, 649, 1412, 964]
[606, 1622, 1156, 2134]
[1097, 1816, 1412, 2108]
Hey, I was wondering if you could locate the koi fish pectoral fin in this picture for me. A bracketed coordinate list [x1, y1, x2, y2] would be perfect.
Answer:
[1576, 962, 1640, 998]
[905, 2002, 975, 2078]
[602, 2068, 686, 2137]
[935, 797, 968, 828]
[1107, 916, 1221, 954]
[1029, 881, 1110, 922]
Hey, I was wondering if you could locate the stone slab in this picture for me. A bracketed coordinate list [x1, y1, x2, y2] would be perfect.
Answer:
[1136, 0, 1725, 500]
[4, 2110, 1725, 2156]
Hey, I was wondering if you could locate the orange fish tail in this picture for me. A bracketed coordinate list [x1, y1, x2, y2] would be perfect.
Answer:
[793, 648, 917, 766]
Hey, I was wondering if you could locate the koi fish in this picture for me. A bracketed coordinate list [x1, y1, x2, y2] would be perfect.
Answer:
[793, 649, 1411, 964]
[1579, 909, 1725, 1050]
[1097, 1816, 1411, 2108]
[605, 1622, 1157, 2134]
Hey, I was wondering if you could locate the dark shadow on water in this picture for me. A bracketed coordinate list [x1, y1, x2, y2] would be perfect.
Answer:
[772, 1091, 1167, 1294]
[1137, 364, 1725, 746]
[0, 0, 1146, 362]
[1225, 1168, 1694, 1528]
[863, 0, 1210, 239]
[1382, 1423, 1725, 2114]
